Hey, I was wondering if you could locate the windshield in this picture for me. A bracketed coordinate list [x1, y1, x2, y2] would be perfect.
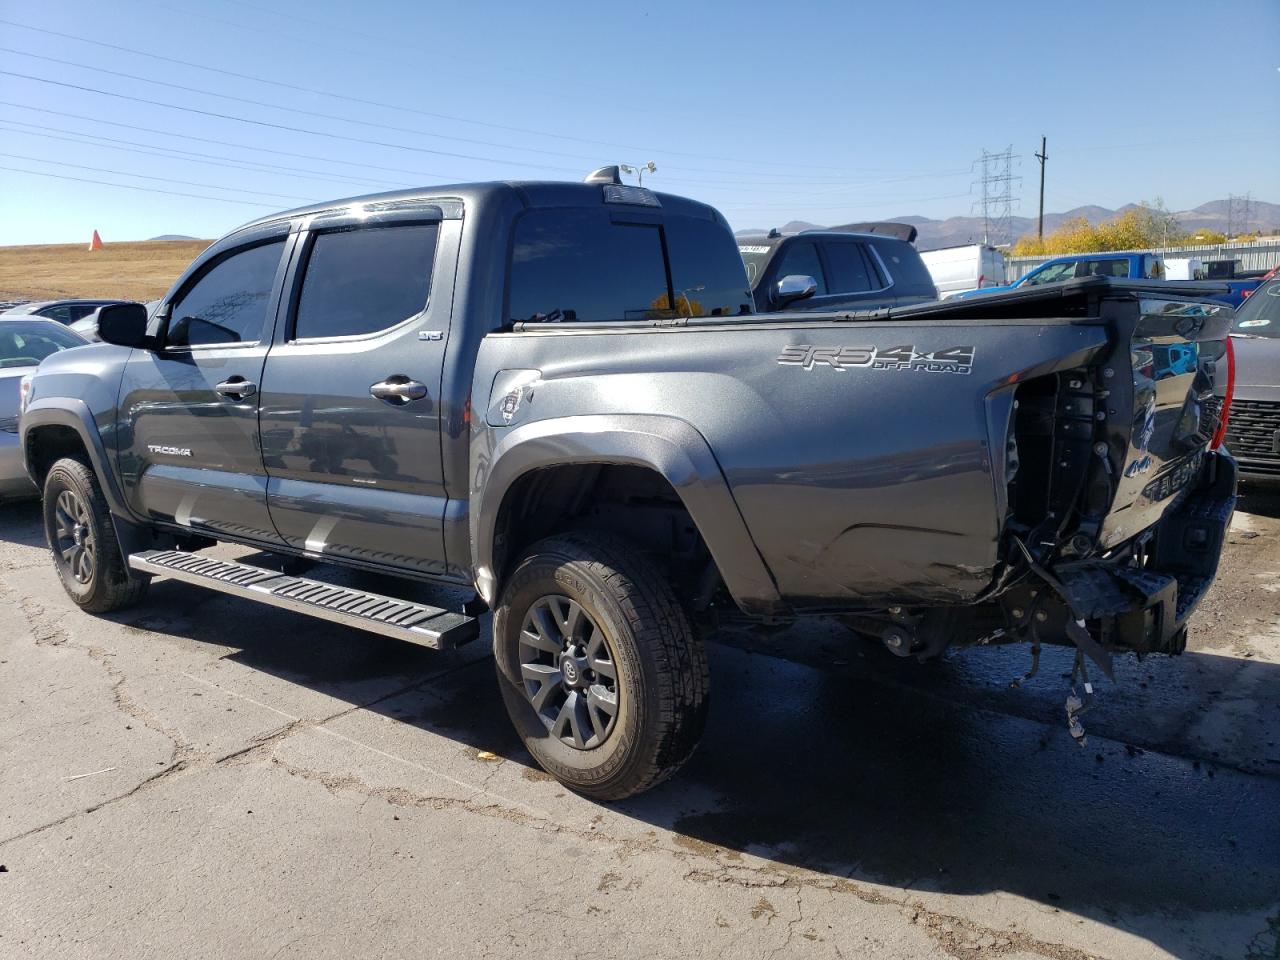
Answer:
[737, 243, 774, 288]
[1232, 278, 1280, 338]
[0, 321, 85, 368]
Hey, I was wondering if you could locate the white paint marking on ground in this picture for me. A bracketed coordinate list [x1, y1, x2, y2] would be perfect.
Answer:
[181, 671, 552, 821]
[181, 671, 301, 722]
[64, 766, 117, 781]
[313, 726, 553, 822]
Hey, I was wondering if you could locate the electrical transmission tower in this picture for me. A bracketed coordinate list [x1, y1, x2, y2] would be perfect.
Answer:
[973, 146, 1020, 247]
[1227, 192, 1253, 239]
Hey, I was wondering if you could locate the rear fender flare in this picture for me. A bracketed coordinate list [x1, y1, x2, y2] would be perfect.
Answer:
[471, 414, 782, 615]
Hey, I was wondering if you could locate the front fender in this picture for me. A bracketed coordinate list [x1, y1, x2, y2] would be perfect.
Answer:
[471, 414, 782, 616]
[20, 398, 131, 517]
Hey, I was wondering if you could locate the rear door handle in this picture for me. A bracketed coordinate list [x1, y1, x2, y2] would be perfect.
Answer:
[370, 377, 428, 405]
[215, 378, 257, 399]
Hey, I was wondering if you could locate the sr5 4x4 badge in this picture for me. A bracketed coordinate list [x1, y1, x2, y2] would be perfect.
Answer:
[777, 344, 976, 375]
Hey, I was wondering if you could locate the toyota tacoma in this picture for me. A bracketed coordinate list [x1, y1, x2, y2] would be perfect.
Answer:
[20, 167, 1238, 798]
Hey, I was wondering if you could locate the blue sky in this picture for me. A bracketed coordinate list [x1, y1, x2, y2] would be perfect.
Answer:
[0, 0, 1277, 244]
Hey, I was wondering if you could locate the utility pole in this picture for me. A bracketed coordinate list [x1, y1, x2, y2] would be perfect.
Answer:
[1034, 136, 1048, 241]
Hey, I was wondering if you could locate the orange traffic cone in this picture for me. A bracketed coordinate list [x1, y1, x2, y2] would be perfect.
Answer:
[88, 230, 103, 251]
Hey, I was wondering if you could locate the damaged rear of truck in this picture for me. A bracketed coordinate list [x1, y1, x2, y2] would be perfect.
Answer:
[477, 275, 1236, 718]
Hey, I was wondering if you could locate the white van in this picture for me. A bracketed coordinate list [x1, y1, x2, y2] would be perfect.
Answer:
[919, 244, 1008, 299]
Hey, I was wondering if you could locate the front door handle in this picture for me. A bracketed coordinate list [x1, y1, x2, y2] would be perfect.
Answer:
[370, 377, 428, 405]
[215, 377, 257, 399]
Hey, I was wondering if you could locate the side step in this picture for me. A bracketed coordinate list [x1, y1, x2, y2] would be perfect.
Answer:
[128, 550, 478, 650]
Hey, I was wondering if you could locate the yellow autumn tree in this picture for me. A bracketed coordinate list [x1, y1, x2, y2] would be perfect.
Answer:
[1013, 200, 1190, 256]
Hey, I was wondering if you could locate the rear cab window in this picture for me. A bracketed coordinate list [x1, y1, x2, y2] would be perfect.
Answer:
[508, 208, 752, 324]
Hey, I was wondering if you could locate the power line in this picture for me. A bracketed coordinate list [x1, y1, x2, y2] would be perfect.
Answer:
[0, 164, 281, 207]
[0, 152, 314, 201]
[0, 101, 468, 181]
[0, 17, 862, 174]
[0, 46, 604, 165]
[0, 120, 412, 190]
[0, 69, 580, 172]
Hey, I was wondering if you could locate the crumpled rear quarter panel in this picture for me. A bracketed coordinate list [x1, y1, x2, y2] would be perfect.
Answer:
[475, 317, 1108, 609]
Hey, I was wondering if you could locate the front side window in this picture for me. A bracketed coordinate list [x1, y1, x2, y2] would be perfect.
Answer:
[167, 240, 285, 348]
[772, 241, 828, 296]
[823, 242, 879, 294]
[294, 224, 439, 340]
[1022, 260, 1078, 286]
[508, 210, 668, 323]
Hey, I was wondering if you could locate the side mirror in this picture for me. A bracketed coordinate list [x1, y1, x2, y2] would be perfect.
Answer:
[773, 274, 818, 307]
[96, 302, 150, 348]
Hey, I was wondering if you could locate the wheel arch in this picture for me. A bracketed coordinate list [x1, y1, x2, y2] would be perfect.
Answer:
[472, 415, 781, 616]
[21, 399, 130, 516]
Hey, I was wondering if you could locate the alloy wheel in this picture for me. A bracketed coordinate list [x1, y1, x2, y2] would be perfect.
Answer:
[53, 488, 96, 585]
[518, 595, 619, 749]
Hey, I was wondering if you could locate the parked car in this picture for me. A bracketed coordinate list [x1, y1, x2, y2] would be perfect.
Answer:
[954, 251, 1165, 299]
[1222, 276, 1280, 482]
[2, 299, 135, 325]
[21, 170, 1236, 798]
[1, 320, 88, 499]
[737, 227, 936, 312]
[919, 244, 1008, 299]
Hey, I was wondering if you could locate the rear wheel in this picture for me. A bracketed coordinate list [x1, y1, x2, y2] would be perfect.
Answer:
[493, 532, 709, 800]
[42, 457, 149, 613]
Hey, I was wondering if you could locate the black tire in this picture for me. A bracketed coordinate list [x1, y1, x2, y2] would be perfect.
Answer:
[493, 531, 709, 800]
[42, 457, 149, 613]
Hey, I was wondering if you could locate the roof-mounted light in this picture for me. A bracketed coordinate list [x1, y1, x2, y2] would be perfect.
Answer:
[603, 184, 660, 207]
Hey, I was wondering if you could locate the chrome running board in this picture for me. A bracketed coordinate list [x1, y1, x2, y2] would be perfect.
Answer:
[128, 549, 477, 650]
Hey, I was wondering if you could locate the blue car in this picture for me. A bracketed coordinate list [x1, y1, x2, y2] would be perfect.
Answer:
[953, 252, 1164, 299]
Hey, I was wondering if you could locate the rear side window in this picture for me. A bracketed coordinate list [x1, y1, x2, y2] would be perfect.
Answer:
[772, 241, 828, 295]
[823, 242, 878, 293]
[167, 240, 284, 348]
[665, 219, 751, 317]
[871, 239, 936, 291]
[294, 224, 439, 340]
[508, 210, 669, 323]
[1084, 259, 1128, 278]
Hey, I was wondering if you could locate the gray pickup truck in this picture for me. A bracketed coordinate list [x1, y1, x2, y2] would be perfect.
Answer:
[19, 167, 1238, 798]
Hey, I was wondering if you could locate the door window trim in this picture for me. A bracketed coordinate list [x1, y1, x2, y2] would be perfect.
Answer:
[284, 220, 442, 345]
[158, 235, 291, 353]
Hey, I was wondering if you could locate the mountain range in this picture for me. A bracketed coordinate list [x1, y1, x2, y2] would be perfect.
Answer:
[736, 199, 1280, 251]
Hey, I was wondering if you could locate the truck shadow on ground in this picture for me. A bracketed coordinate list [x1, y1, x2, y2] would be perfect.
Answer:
[2, 500, 1277, 956]
[120, 560, 1280, 958]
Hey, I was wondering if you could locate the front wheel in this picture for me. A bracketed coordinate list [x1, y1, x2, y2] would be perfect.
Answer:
[42, 457, 149, 613]
[493, 532, 709, 800]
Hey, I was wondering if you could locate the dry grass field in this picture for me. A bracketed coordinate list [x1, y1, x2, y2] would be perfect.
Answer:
[0, 239, 212, 302]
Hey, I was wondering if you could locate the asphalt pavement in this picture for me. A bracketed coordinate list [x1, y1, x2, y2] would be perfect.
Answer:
[2, 488, 1279, 960]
